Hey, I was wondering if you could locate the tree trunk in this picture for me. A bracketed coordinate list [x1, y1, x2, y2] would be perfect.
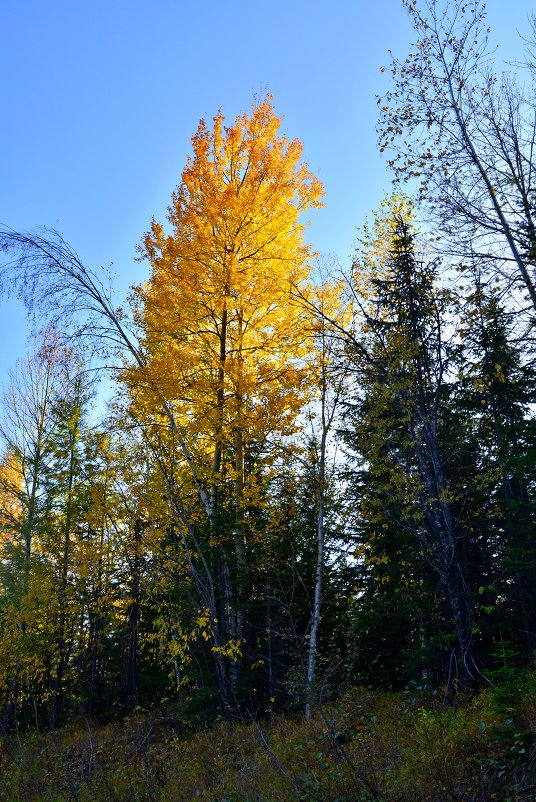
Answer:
[51, 425, 76, 728]
[126, 518, 142, 708]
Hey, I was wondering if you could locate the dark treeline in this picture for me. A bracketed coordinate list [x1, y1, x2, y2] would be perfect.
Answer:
[0, 0, 534, 736]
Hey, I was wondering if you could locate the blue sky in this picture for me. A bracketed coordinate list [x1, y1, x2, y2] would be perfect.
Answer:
[1, 0, 532, 381]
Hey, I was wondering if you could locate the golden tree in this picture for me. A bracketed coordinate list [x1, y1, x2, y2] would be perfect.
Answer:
[129, 96, 324, 698]
[136, 96, 323, 477]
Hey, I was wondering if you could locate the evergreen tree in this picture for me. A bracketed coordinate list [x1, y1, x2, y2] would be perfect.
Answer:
[344, 215, 482, 685]
[456, 281, 536, 661]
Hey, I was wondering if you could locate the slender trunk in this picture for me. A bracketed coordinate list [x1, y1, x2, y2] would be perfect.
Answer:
[22, 447, 41, 597]
[266, 586, 274, 702]
[234, 426, 246, 649]
[420, 619, 431, 683]
[51, 427, 76, 728]
[305, 490, 324, 719]
[503, 473, 535, 654]
[232, 310, 247, 683]
[221, 550, 238, 685]
[126, 598, 139, 705]
[306, 361, 329, 719]
[210, 303, 227, 518]
[418, 422, 479, 684]
[209, 301, 235, 703]
[86, 526, 105, 709]
[6, 441, 43, 728]
[444, 561, 477, 682]
[1, 682, 19, 733]
[126, 518, 142, 707]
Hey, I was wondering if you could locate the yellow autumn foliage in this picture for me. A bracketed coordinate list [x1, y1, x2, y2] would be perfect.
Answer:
[130, 95, 325, 489]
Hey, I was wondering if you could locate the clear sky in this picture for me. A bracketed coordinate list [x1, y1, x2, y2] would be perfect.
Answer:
[1, 0, 532, 382]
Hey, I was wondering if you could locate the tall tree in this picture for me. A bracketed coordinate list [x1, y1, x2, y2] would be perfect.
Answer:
[455, 279, 536, 659]
[44, 370, 91, 727]
[300, 278, 347, 718]
[129, 95, 324, 708]
[344, 208, 482, 683]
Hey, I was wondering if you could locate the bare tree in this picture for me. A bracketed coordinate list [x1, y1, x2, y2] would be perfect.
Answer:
[378, 0, 536, 312]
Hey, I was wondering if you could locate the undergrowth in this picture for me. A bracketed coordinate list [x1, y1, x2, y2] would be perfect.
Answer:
[0, 679, 535, 801]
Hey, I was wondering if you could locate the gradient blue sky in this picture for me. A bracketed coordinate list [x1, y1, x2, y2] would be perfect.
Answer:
[1, 0, 532, 382]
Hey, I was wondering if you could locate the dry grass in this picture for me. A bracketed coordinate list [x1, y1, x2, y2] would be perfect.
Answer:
[0, 682, 534, 801]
